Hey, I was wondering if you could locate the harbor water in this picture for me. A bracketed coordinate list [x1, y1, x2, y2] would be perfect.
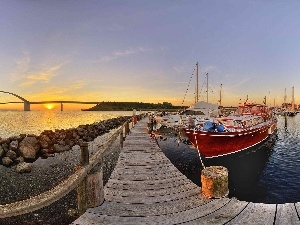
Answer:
[157, 115, 300, 204]
[0, 110, 299, 204]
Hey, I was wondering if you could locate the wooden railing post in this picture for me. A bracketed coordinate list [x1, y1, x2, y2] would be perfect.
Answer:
[125, 121, 130, 136]
[77, 140, 105, 214]
[120, 128, 124, 148]
[80, 141, 89, 166]
[77, 141, 89, 214]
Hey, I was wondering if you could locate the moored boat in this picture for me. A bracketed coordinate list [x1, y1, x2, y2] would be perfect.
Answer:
[182, 103, 277, 158]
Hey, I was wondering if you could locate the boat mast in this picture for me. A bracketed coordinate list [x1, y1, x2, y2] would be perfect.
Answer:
[219, 83, 222, 106]
[284, 88, 287, 108]
[206, 72, 208, 103]
[292, 86, 295, 111]
[196, 62, 199, 103]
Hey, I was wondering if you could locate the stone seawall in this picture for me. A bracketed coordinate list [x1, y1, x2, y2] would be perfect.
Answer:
[0, 116, 132, 173]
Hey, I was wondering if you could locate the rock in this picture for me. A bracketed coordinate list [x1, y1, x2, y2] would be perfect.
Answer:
[6, 150, 17, 160]
[9, 140, 19, 151]
[39, 134, 52, 148]
[2, 143, 9, 152]
[16, 162, 33, 173]
[14, 156, 25, 164]
[2, 157, 13, 166]
[53, 144, 71, 153]
[0, 146, 4, 157]
[0, 138, 9, 145]
[19, 136, 40, 159]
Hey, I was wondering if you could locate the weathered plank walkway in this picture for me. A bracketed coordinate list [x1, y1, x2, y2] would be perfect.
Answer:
[72, 119, 300, 225]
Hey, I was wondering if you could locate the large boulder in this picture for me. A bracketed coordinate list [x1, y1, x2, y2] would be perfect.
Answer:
[19, 136, 40, 159]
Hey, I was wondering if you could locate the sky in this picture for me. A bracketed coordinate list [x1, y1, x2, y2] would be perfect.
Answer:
[1, 0, 300, 110]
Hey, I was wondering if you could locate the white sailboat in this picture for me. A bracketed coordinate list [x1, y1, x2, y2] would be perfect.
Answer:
[285, 86, 297, 116]
[154, 62, 219, 130]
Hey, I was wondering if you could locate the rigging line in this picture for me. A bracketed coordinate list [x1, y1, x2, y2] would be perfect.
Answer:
[181, 64, 197, 106]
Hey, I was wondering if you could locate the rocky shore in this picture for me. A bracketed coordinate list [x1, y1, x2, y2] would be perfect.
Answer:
[0, 116, 134, 225]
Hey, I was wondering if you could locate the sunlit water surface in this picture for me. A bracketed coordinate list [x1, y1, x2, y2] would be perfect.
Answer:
[0, 110, 134, 138]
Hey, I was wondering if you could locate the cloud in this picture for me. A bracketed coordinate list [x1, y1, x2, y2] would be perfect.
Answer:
[12, 51, 31, 82]
[12, 52, 68, 87]
[20, 63, 64, 87]
[99, 47, 149, 63]
[29, 80, 88, 100]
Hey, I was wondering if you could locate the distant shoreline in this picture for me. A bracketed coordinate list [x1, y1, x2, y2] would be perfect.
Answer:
[82, 101, 185, 112]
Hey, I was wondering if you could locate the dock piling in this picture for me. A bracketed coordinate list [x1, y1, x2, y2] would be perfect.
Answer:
[201, 166, 228, 198]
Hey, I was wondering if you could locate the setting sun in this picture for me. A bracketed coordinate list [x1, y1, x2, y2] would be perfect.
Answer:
[44, 104, 55, 110]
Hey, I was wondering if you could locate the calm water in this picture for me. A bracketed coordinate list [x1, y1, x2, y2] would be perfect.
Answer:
[157, 115, 300, 204]
[0, 110, 135, 138]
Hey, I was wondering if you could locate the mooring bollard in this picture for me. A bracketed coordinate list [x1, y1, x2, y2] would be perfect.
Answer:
[201, 166, 228, 198]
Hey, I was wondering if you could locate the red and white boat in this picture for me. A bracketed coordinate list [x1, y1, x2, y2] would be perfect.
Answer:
[182, 103, 277, 158]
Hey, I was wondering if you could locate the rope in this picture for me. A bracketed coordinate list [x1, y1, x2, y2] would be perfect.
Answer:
[197, 148, 206, 169]
[181, 63, 197, 107]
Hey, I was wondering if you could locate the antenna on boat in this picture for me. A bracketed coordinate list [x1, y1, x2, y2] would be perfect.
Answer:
[196, 62, 199, 103]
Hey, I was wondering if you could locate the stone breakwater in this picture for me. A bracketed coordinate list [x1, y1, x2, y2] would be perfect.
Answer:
[0, 115, 132, 173]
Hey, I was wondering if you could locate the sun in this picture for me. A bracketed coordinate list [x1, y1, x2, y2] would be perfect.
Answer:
[43, 104, 55, 110]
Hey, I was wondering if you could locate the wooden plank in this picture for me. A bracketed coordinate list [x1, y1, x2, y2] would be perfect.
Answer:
[294, 202, 300, 216]
[275, 203, 300, 225]
[186, 198, 249, 224]
[145, 198, 231, 224]
[226, 203, 276, 225]
[94, 196, 211, 216]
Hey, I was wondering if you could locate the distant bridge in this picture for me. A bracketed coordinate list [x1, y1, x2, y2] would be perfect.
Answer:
[0, 91, 99, 111]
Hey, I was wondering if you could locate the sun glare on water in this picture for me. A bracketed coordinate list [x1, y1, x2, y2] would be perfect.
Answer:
[44, 104, 55, 110]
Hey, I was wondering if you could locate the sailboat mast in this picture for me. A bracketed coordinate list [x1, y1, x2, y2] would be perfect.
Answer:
[196, 62, 199, 103]
[219, 83, 222, 106]
[206, 73, 209, 103]
[284, 88, 287, 107]
[292, 86, 295, 110]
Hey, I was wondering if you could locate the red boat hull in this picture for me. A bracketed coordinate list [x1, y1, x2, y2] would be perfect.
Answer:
[183, 121, 277, 158]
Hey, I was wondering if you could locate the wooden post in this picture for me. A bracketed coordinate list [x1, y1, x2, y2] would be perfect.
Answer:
[80, 142, 89, 166]
[86, 169, 104, 208]
[77, 177, 87, 214]
[201, 166, 228, 198]
[120, 129, 123, 148]
[125, 122, 130, 136]
[77, 141, 90, 214]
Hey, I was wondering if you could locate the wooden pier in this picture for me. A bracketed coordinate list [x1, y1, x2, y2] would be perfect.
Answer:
[72, 119, 300, 225]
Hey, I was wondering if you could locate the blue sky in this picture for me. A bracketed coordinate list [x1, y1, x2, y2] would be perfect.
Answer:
[0, 0, 300, 110]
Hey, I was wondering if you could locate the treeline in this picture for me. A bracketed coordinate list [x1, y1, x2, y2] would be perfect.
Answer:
[82, 101, 184, 111]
